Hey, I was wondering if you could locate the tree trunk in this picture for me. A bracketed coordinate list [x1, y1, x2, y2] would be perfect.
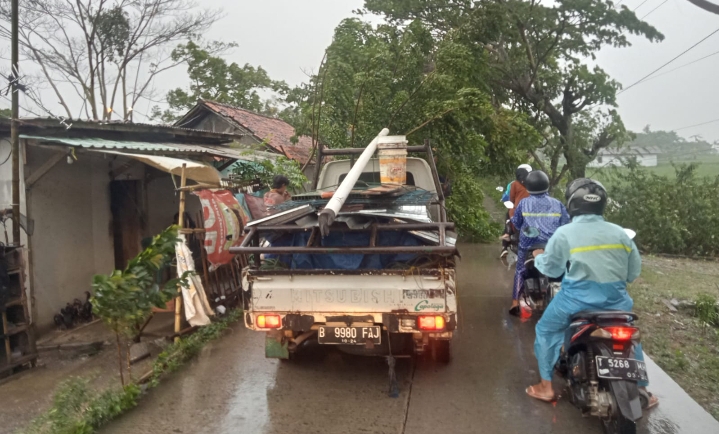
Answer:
[115, 332, 125, 386]
[126, 341, 133, 383]
[122, 66, 129, 121]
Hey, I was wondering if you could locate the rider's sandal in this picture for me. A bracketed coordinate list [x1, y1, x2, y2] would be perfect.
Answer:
[526, 385, 556, 402]
[509, 306, 520, 317]
[639, 389, 659, 410]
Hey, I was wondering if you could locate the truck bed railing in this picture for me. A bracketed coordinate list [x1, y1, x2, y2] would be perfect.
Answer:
[230, 222, 457, 264]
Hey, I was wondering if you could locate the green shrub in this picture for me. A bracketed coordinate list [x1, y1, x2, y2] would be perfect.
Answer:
[695, 293, 719, 330]
[605, 162, 719, 256]
[446, 174, 501, 241]
[19, 378, 141, 434]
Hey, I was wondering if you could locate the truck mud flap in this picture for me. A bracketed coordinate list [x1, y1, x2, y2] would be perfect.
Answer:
[265, 331, 289, 359]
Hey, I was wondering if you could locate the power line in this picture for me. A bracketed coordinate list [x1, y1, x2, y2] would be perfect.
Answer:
[618, 26, 719, 94]
[672, 117, 719, 131]
[625, 49, 719, 86]
[633, 0, 653, 11]
[640, 0, 670, 18]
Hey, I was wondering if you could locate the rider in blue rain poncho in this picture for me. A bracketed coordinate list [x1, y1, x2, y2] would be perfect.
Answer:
[525, 178, 658, 409]
[508, 170, 570, 316]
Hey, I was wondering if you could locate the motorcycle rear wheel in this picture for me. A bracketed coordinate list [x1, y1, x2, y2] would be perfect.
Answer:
[601, 412, 636, 434]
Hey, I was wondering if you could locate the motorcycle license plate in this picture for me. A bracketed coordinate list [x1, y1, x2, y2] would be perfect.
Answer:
[318, 326, 382, 345]
[595, 356, 648, 382]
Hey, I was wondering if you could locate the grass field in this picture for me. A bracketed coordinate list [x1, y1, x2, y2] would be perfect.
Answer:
[630, 256, 719, 420]
[588, 155, 719, 183]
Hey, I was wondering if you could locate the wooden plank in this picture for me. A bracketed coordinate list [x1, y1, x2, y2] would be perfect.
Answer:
[175, 164, 187, 343]
[0, 353, 36, 374]
[662, 299, 678, 313]
[1, 312, 11, 364]
[25, 151, 66, 188]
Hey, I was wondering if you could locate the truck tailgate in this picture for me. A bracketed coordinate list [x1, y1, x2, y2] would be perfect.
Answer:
[244, 271, 456, 314]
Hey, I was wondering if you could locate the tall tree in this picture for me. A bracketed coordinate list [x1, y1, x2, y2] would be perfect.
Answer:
[363, 0, 664, 184]
[289, 18, 540, 239]
[0, 0, 220, 120]
[152, 41, 289, 123]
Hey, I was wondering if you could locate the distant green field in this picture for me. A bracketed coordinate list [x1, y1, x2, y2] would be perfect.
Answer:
[589, 157, 719, 186]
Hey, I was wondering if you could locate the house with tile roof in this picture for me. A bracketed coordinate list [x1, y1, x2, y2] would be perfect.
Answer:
[175, 99, 315, 171]
[587, 146, 661, 168]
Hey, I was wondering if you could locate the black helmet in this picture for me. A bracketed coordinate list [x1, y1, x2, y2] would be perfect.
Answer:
[515, 168, 529, 182]
[565, 178, 607, 218]
[524, 170, 550, 194]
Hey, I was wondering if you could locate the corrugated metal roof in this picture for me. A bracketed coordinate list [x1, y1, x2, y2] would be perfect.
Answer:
[21, 136, 180, 151]
[20, 135, 279, 162]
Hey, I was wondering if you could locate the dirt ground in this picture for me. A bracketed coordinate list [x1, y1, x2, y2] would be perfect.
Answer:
[0, 312, 177, 434]
[630, 255, 719, 420]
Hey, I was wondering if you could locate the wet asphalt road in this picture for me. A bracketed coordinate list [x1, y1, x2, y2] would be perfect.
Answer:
[101, 243, 719, 434]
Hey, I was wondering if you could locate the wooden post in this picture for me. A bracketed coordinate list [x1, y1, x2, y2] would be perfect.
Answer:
[2, 312, 11, 364]
[175, 164, 187, 343]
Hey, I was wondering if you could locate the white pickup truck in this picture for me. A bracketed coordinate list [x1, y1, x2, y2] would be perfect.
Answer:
[232, 142, 458, 364]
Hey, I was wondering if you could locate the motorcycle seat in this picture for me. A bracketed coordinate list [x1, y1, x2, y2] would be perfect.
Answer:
[570, 310, 638, 323]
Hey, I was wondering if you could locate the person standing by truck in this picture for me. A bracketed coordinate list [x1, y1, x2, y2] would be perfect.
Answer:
[264, 175, 292, 208]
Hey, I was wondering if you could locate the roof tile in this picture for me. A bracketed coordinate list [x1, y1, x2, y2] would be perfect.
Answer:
[202, 100, 313, 164]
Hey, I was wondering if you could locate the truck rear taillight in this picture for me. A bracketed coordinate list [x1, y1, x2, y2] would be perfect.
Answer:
[257, 314, 281, 329]
[417, 315, 445, 331]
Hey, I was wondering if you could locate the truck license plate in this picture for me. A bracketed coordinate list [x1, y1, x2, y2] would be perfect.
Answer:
[318, 326, 382, 345]
[595, 356, 648, 382]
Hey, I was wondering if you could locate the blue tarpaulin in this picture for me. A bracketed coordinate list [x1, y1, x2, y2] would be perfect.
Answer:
[266, 231, 423, 270]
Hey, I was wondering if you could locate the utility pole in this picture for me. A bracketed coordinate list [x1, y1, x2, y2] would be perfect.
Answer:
[11, 0, 20, 246]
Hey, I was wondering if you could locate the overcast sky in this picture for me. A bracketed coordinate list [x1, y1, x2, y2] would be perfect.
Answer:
[7, 0, 719, 142]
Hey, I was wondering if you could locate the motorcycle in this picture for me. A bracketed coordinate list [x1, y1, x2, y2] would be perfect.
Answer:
[556, 228, 648, 434]
[510, 227, 562, 312]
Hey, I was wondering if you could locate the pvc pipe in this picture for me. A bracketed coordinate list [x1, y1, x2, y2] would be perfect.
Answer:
[318, 128, 389, 236]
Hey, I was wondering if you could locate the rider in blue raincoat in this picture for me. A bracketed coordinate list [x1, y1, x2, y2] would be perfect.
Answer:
[508, 170, 569, 315]
[525, 178, 658, 408]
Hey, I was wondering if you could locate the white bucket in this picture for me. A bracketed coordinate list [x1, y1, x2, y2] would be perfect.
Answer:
[377, 136, 408, 185]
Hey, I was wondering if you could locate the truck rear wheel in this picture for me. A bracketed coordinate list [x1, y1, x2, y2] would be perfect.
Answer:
[430, 339, 451, 363]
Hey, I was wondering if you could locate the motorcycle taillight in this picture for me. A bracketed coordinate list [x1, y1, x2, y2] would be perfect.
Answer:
[591, 326, 639, 341]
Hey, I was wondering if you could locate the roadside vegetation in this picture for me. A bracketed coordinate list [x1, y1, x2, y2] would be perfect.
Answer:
[604, 163, 719, 257]
[19, 310, 241, 434]
[629, 256, 719, 420]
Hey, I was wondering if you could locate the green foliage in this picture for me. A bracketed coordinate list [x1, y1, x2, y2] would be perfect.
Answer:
[147, 309, 242, 387]
[285, 17, 540, 239]
[231, 155, 308, 191]
[605, 163, 719, 256]
[361, 0, 664, 184]
[91, 6, 131, 62]
[0, 108, 10, 118]
[19, 378, 140, 434]
[92, 226, 189, 341]
[153, 41, 289, 122]
[447, 172, 501, 241]
[695, 293, 719, 330]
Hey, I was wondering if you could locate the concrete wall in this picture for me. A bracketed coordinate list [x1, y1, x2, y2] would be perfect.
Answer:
[26, 147, 116, 332]
[0, 144, 200, 333]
